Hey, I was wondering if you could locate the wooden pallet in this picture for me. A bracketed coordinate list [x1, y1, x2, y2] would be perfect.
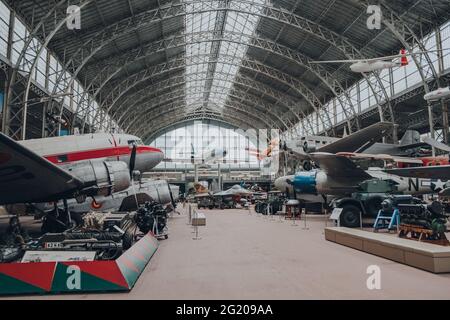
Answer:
[398, 224, 450, 246]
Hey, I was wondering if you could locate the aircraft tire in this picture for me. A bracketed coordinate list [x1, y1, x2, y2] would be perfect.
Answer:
[340, 204, 361, 228]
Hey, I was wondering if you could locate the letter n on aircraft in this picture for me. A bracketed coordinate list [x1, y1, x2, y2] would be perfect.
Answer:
[408, 178, 419, 192]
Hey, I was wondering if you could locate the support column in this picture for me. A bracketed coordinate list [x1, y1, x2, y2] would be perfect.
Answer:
[436, 28, 448, 145]
[194, 164, 198, 183]
[2, 10, 14, 134]
[217, 163, 222, 191]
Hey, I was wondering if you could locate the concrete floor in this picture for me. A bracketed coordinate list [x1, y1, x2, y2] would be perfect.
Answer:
[3, 207, 450, 300]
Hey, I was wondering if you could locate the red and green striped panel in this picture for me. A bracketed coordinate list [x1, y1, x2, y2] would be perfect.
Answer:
[116, 233, 159, 288]
[51, 261, 128, 293]
[0, 233, 159, 295]
[0, 262, 56, 295]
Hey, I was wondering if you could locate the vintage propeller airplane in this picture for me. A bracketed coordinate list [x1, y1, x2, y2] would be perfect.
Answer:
[311, 49, 447, 73]
[0, 132, 164, 206]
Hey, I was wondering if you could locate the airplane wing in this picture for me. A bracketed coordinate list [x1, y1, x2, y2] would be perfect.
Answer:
[336, 152, 423, 164]
[385, 166, 450, 180]
[0, 133, 84, 205]
[311, 50, 446, 64]
[310, 152, 372, 180]
[423, 136, 450, 152]
[318, 121, 393, 154]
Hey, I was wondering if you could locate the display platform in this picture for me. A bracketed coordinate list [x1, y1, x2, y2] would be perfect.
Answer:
[0, 232, 159, 296]
[325, 227, 450, 273]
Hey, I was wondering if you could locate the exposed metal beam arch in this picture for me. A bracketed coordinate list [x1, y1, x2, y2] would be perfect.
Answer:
[135, 106, 269, 138]
[114, 78, 290, 131]
[4, 0, 92, 139]
[136, 104, 269, 140]
[89, 57, 304, 131]
[143, 110, 256, 143]
[122, 85, 289, 133]
[48, 3, 366, 133]
[86, 32, 352, 132]
[88, 53, 325, 135]
[106, 69, 314, 134]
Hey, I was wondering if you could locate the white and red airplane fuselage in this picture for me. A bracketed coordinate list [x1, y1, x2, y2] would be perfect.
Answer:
[19, 133, 163, 173]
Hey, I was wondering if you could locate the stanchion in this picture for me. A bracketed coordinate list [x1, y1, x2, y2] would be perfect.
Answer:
[187, 204, 192, 225]
[291, 211, 298, 227]
[302, 209, 309, 230]
[264, 205, 269, 220]
[192, 209, 202, 240]
[270, 205, 276, 222]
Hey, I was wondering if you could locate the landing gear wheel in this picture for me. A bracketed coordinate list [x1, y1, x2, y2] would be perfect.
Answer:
[340, 205, 361, 228]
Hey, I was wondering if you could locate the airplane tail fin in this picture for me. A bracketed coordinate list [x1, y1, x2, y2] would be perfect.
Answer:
[400, 49, 408, 66]
[400, 130, 420, 146]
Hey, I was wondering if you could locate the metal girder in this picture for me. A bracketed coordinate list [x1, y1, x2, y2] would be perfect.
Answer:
[116, 69, 320, 134]
[349, 0, 441, 148]
[88, 52, 326, 135]
[105, 65, 315, 134]
[4, 0, 92, 140]
[142, 110, 252, 142]
[8, 0, 441, 140]
[115, 78, 289, 131]
[381, 1, 440, 151]
[121, 84, 287, 133]
[85, 30, 349, 131]
[201, 0, 230, 108]
[45, 1, 367, 134]
[137, 106, 265, 138]
[84, 29, 357, 133]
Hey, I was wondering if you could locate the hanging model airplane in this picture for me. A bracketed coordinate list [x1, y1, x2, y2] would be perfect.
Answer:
[311, 49, 447, 73]
[0, 132, 164, 205]
[164, 143, 228, 165]
[423, 86, 450, 102]
[246, 138, 279, 161]
[282, 122, 433, 171]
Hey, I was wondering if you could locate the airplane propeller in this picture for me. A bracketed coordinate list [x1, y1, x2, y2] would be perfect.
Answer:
[129, 143, 137, 178]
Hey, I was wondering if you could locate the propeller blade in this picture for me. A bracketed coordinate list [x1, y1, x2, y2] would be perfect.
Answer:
[129, 144, 137, 177]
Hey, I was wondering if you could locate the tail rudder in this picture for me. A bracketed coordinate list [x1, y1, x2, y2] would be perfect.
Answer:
[400, 49, 408, 66]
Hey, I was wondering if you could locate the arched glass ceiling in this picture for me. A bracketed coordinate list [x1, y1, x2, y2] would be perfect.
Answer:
[184, 0, 264, 109]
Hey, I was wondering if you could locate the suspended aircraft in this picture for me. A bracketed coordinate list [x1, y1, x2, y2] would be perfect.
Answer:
[423, 86, 450, 102]
[310, 49, 447, 73]
[282, 122, 432, 171]
[246, 138, 279, 161]
[164, 143, 227, 165]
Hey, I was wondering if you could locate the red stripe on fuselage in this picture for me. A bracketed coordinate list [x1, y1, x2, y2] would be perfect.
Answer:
[44, 146, 162, 164]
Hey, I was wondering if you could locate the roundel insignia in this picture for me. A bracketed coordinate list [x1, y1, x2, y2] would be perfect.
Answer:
[91, 200, 102, 209]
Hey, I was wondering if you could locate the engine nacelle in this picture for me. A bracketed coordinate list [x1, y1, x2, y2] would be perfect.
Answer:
[303, 141, 317, 153]
[62, 160, 130, 197]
